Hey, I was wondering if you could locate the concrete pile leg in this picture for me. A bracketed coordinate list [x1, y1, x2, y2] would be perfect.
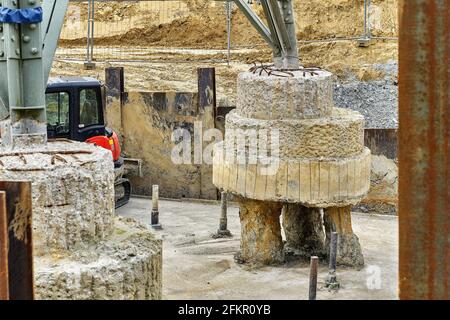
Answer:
[237, 197, 284, 265]
[324, 206, 364, 268]
[282, 204, 326, 258]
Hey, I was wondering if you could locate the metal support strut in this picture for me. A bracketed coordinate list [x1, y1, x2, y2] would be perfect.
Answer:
[0, 0, 69, 148]
[233, 0, 299, 69]
[0, 0, 47, 148]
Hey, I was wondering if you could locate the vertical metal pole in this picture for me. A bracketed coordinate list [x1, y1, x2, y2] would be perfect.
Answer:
[151, 185, 162, 230]
[0, 181, 34, 300]
[329, 232, 338, 271]
[90, 0, 95, 62]
[84, 0, 95, 70]
[398, 0, 448, 300]
[358, 0, 372, 47]
[86, 0, 91, 63]
[325, 232, 340, 289]
[364, 0, 368, 38]
[0, 191, 9, 300]
[279, 0, 299, 68]
[220, 191, 228, 230]
[309, 256, 319, 300]
[367, 0, 371, 39]
[226, 0, 232, 66]
[0, 0, 48, 148]
[215, 191, 232, 237]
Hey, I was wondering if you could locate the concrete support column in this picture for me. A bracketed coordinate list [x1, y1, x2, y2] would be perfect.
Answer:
[323, 206, 364, 268]
[237, 197, 284, 265]
[282, 204, 326, 257]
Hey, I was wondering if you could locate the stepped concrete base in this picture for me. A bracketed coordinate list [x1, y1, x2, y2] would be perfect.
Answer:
[0, 140, 163, 299]
[214, 68, 370, 268]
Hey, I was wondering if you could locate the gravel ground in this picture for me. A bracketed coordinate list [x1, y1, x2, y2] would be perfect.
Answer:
[334, 61, 398, 129]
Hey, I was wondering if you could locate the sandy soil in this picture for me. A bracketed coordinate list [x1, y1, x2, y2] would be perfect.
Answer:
[61, 0, 398, 48]
[51, 39, 397, 107]
[51, 0, 398, 118]
[117, 197, 398, 300]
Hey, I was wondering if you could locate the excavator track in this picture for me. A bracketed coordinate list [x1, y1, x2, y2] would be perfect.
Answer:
[115, 178, 131, 209]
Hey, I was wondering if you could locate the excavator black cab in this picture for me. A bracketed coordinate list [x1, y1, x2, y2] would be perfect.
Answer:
[45, 77, 105, 141]
[45, 77, 132, 208]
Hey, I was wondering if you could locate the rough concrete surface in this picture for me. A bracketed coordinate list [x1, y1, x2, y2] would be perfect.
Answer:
[324, 207, 365, 268]
[118, 198, 398, 300]
[225, 108, 365, 158]
[35, 217, 162, 300]
[359, 154, 398, 215]
[106, 92, 217, 200]
[0, 140, 163, 300]
[214, 143, 371, 207]
[236, 197, 284, 265]
[283, 205, 326, 258]
[237, 70, 333, 120]
[214, 69, 371, 266]
[0, 141, 115, 251]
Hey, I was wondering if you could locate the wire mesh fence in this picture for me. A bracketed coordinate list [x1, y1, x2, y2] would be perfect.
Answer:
[57, 0, 230, 63]
[56, 0, 399, 64]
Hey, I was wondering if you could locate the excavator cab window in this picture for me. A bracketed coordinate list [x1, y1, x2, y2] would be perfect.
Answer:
[79, 88, 101, 128]
[46, 91, 70, 137]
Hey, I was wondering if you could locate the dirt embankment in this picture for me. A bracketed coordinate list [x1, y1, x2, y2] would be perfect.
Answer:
[61, 0, 398, 48]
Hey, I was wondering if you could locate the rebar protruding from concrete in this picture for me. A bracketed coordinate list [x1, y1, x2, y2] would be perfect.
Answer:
[216, 191, 232, 238]
[151, 185, 162, 230]
[325, 232, 340, 290]
[309, 256, 319, 300]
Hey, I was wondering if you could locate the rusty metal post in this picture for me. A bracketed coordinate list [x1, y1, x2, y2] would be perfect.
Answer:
[197, 67, 218, 200]
[214, 191, 232, 238]
[398, 0, 448, 300]
[0, 191, 8, 300]
[308, 256, 319, 300]
[219, 191, 228, 231]
[0, 181, 34, 300]
[105, 67, 125, 103]
[325, 232, 340, 290]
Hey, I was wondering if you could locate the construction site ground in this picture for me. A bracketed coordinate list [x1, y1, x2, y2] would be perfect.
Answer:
[117, 197, 398, 300]
[52, 39, 398, 106]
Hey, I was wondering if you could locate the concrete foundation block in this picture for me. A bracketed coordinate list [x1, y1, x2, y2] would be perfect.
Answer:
[214, 144, 371, 208]
[214, 69, 370, 267]
[0, 141, 115, 251]
[236, 70, 334, 120]
[0, 141, 163, 299]
[225, 108, 365, 159]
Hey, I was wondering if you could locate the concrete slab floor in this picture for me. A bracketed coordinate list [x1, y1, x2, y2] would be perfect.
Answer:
[117, 197, 399, 300]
